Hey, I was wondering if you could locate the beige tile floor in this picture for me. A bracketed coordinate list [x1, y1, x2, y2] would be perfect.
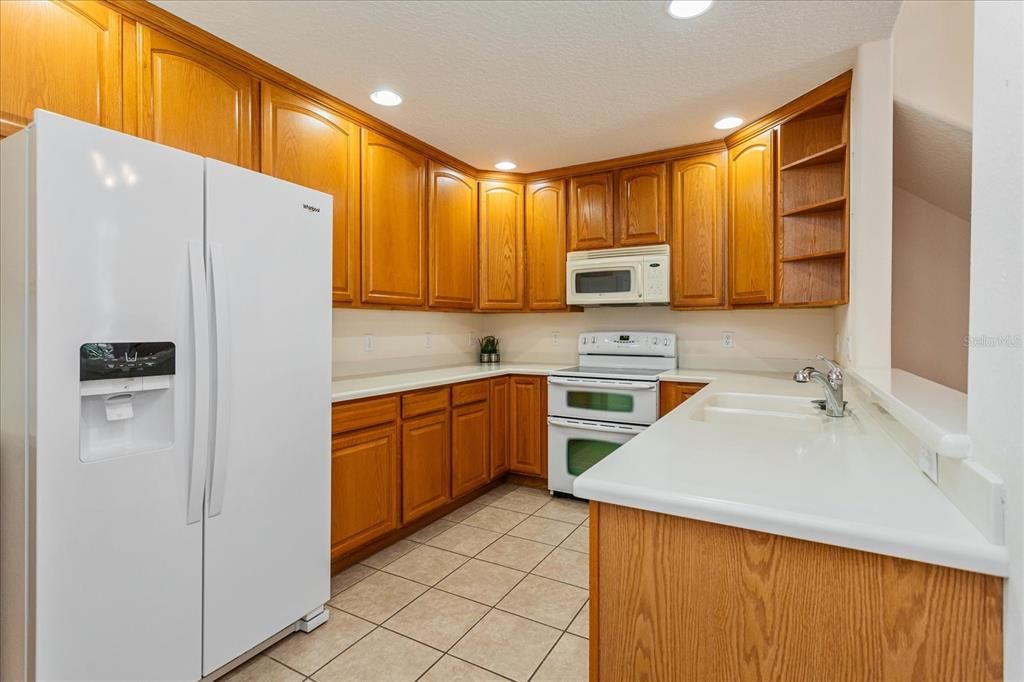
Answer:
[221, 483, 589, 682]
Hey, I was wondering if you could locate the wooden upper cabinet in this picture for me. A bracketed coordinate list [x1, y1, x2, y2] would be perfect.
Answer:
[569, 172, 615, 251]
[670, 152, 727, 308]
[525, 180, 567, 310]
[451, 401, 490, 498]
[509, 375, 546, 477]
[330, 423, 400, 558]
[260, 83, 360, 304]
[478, 180, 525, 310]
[361, 130, 427, 306]
[401, 411, 451, 523]
[0, 0, 122, 136]
[129, 27, 256, 168]
[428, 164, 477, 309]
[616, 163, 667, 246]
[489, 377, 510, 479]
[728, 130, 775, 305]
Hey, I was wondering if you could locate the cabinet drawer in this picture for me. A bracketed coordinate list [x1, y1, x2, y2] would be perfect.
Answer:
[332, 395, 399, 434]
[452, 379, 489, 406]
[402, 387, 450, 418]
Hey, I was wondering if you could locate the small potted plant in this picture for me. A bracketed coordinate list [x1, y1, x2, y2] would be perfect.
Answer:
[478, 336, 500, 364]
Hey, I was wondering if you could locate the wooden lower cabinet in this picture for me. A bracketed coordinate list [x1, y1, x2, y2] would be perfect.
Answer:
[451, 401, 490, 497]
[658, 381, 707, 417]
[489, 377, 511, 478]
[330, 423, 399, 558]
[509, 375, 547, 477]
[591, 503, 1003, 681]
[401, 411, 450, 523]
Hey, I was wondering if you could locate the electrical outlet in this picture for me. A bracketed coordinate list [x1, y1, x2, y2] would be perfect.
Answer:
[917, 446, 939, 483]
[721, 331, 735, 349]
[363, 334, 374, 353]
[551, 331, 560, 346]
[424, 332, 432, 349]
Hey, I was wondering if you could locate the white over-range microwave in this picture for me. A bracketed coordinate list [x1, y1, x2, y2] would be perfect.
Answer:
[565, 244, 670, 305]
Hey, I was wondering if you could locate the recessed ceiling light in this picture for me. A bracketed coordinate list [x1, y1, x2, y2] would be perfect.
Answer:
[494, 161, 517, 171]
[666, 0, 713, 19]
[369, 90, 402, 106]
[714, 116, 744, 130]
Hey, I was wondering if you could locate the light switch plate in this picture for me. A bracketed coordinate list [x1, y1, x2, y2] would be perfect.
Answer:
[363, 334, 374, 353]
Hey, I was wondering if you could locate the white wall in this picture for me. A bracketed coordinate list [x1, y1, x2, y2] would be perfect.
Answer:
[892, 0, 974, 129]
[891, 187, 971, 391]
[834, 38, 894, 369]
[332, 309, 482, 377]
[485, 307, 835, 371]
[967, 2, 1024, 676]
[333, 307, 836, 376]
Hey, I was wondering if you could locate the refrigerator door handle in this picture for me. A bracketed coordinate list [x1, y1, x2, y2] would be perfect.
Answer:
[208, 243, 230, 517]
[186, 240, 210, 524]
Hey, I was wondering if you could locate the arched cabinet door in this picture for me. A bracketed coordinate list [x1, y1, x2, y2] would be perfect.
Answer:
[0, 0, 122, 136]
[360, 130, 427, 306]
[130, 26, 256, 168]
[261, 84, 360, 305]
[728, 130, 775, 305]
[525, 180, 567, 310]
[670, 152, 727, 308]
[479, 180, 525, 310]
[617, 162, 667, 246]
[428, 163, 478, 309]
[569, 172, 614, 251]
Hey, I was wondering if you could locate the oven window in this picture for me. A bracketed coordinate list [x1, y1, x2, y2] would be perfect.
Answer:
[567, 391, 634, 413]
[567, 438, 622, 476]
[574, 269, 632, 294]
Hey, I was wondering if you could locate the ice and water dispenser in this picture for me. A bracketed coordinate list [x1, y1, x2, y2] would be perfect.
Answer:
[79, 342, 176, 462]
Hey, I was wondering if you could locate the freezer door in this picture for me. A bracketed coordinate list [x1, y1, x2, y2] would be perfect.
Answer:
[30, 111, 205, 680]
[202, 159, 332, 674]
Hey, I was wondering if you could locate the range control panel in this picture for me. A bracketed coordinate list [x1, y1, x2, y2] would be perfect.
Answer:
[80, 342, 175, 381]
[577, 331, 677, 357]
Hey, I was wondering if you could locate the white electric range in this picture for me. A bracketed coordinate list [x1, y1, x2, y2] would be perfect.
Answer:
[547, 331, 677, 496]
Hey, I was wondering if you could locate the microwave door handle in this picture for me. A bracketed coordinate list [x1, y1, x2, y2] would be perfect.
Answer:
[548, 377, 657, 391]
[547, 417, 647, 434]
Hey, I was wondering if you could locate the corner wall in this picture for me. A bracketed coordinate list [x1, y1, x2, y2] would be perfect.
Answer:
[967, 2, 1024, 677]
[834, 38, 894, 370]
[891, 187, 970, 391]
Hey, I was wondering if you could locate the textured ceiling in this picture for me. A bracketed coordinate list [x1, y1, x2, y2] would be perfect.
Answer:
[154, 0, 901, 172]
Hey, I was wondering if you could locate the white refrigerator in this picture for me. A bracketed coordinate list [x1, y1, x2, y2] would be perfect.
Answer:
[0, 111, 332, 681]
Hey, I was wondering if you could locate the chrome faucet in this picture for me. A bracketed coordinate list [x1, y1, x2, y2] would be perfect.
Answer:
[794, 354, 846, 417]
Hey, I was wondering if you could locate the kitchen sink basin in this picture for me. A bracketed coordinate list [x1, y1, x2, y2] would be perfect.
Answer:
[689, 392, 830, 433]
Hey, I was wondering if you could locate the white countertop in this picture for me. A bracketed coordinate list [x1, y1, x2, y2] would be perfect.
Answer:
[332, 364, 1008, 576]
[331, 363, 567, 401]
[574, 370, 1009, 577]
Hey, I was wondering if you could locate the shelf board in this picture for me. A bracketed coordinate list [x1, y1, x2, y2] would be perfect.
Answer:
[781, 143, 847, 171]
[782, 196, 846, 217]
[780, 249, 846, 263]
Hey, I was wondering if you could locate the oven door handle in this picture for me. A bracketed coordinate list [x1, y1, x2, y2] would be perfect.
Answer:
[547, 417, 648, 434]
[548, 377, 657, 391]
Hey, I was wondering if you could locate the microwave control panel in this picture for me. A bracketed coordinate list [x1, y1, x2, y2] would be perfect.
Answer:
[642, 255, 670, 302]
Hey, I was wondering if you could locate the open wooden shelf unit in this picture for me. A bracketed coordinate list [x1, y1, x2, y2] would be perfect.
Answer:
[777, 92, 850, 306]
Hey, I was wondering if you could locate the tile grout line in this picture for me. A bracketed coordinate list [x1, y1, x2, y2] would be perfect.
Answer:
[321, 486, 589, 680]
